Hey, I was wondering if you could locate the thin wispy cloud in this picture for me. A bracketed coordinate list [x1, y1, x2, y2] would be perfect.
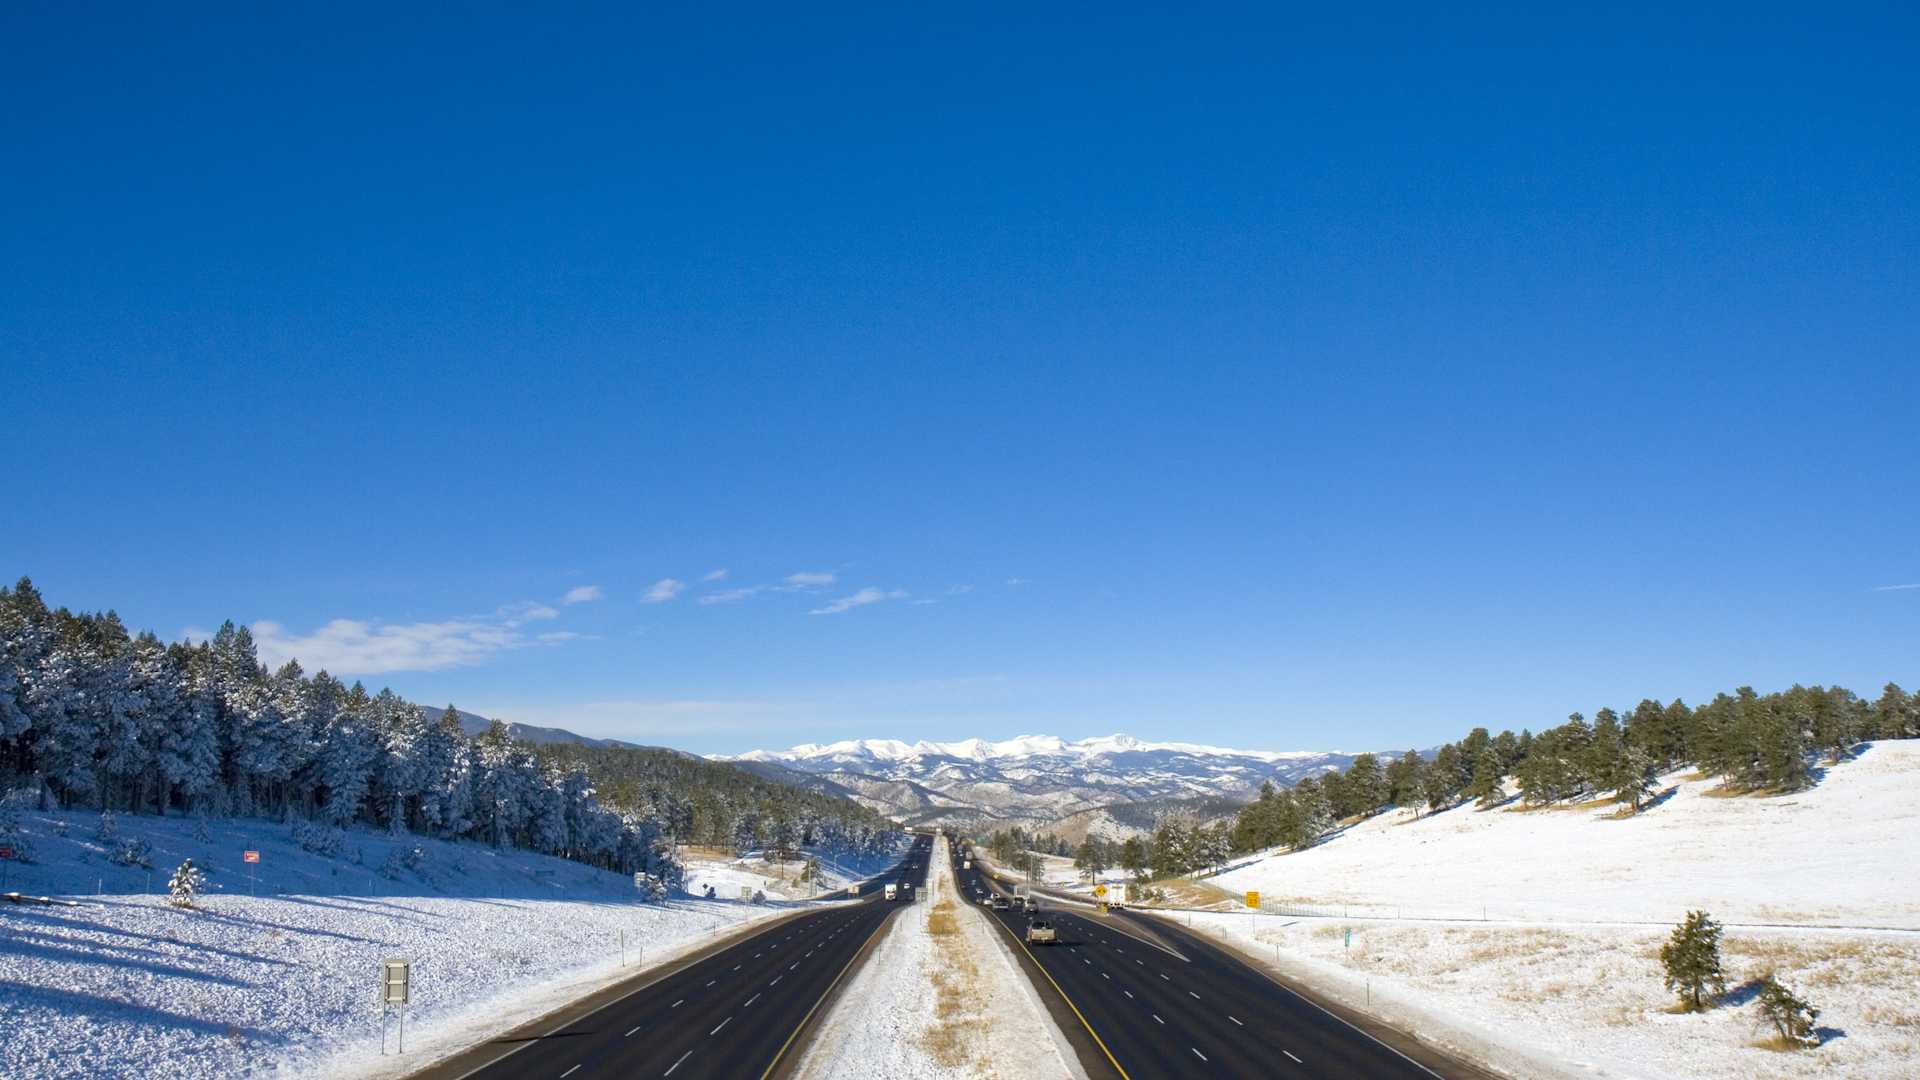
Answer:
[810, 586, 908, 615]
[698, 586, 764, 605]
[248, 618, 504, 675]
[498, 602, 559, 625]
[782, 571, 837, 590]
[702, 568, 729, 582]
[947, 584, 974, 595]
[1873, 583, 1920, 591]
[642, 578, 687, 604]
[1005, 577, 1030, 587]
[561, 584, 603, 604]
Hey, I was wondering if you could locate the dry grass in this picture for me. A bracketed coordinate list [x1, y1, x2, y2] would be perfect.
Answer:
[917, 891, 985, 1071]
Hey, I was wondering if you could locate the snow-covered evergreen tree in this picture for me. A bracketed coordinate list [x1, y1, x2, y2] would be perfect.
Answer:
[167, 857, 207, 908]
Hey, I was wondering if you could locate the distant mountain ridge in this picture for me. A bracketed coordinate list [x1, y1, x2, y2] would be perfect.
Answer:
[715, 734, 1366, 832]
[418, 705, 657, 751]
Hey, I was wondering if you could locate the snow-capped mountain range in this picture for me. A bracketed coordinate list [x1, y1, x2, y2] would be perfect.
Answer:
[716, 734, 1365, 833]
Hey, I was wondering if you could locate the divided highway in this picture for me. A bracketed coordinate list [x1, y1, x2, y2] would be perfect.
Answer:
[418, 835, 933, 1080]
[954, 847, 1476, 1079]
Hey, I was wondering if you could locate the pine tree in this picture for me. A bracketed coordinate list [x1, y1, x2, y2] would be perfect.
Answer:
[1613, 744, 1657, 812]
[167, 857, 207, 908]
[1467, 745, 1505, 808]
[1755, 973, 1821, 1048]
[1587, 709, 1626, 797]
[1343, 754, 1385, 818]
[1872, 683, 1913, 741]
[1659, 910, 1727, 1011]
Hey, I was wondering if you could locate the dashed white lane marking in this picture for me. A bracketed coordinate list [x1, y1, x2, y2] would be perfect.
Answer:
[671, 999, 684, 1008]
[1189, 990, 1200, 999]
[1152, 1014, 1165, 1025]
[1124, 991, 1134, 999]
[1229, 1015, 1242, 1026]
[625, 1025, 642, 1037]
[561, 1066, 581, 1078]
[744, 993, 761, 1007]
[732, 964, 741, 971]
[710, 1016, 732, 1036]
[705, 980, 716, 987]
[1284, 1050, 1303, 1063]
[1160, 973, 1170, 981]
[664, 1049, 693, 1075]
[1101, 972, 1110, 979]
[1192, 1048, 1208, 1062]
[770, 975, 783, 987]
[790, 963, 799, 970]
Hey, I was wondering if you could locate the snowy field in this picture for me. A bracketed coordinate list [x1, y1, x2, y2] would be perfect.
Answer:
[796, 835, 1082, 1080]
[0, 812, 812, 1079]
[1172, 740, 1920, 1079]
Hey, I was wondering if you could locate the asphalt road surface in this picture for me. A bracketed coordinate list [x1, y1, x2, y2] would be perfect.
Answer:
[951, 847, 1473, 1080]
[419, 835, 933, 1080]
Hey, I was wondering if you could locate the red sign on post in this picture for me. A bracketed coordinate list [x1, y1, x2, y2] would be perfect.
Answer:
[0, 846, 14, 860]
[242, 851, 260, 864]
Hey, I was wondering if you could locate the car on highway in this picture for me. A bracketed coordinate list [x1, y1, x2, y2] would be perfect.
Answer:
[990, 894, 1010, 910]
[884, 883, 898, 900]
[1025, 919, 1056, 945]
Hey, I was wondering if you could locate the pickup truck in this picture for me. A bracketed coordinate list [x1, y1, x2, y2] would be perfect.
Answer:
[884, 883, 898, 900]
[1025, 919, 1056, 945]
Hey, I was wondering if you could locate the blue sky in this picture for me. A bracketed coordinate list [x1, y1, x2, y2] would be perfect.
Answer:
[3, 5, 1915, 755]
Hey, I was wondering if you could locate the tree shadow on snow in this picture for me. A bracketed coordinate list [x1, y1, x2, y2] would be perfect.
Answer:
[1721, 978, 1768, 1006]
[0, 979, 285, 1043]
[1, 909, 296, 968]
[0, 935, 259, 987]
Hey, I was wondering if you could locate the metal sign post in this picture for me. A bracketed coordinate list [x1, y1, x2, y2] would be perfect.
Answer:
[0, 845, 12, 890]
[381, 958, 411, 1054]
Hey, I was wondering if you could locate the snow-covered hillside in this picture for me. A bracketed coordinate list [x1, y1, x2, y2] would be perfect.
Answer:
[1174, 741, 1920, 1079]
[0, 812, 816, 1079]
[720, 734, 1361, 831]
[1217, 741, 1920, 927]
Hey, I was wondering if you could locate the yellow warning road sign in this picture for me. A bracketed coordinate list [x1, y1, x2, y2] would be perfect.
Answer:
[1245, 890, 1260, 909]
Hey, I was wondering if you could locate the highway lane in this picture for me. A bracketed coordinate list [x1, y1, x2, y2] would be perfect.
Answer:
[950, 845, 1461, 1079]
[418, 835, 933, 1080]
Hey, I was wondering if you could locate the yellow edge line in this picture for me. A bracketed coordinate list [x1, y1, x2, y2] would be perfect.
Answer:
[758, 906, 897, 1080]
[989, 908, 1133, 1080]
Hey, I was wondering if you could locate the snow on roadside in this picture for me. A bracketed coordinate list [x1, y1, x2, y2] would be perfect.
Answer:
[794, 836, 1082, 1080]
[1174, 911, 1920, 1080]
[1158, 741, 1920, 1079]
[0, 811, 799, 1079]
[682, 844, 903, 903]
